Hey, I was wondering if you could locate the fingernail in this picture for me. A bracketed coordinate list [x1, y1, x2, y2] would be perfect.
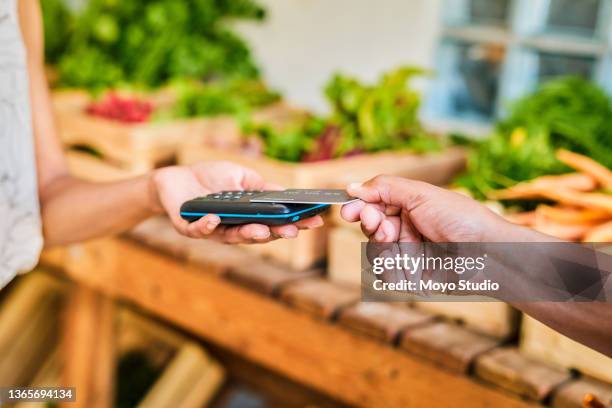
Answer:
[254, 232, 270, 240]
[310, 218, 324, 228]
[347, 182, 363, 191]
[382, 220, 394, 236]
[374, 229, 386, 241]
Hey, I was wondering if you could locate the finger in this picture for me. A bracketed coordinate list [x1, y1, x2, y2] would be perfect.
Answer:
[341, 200, 366, 222]
[399, 214, 423, 243]
[241, 168, 265, 190]
[222, 223, 271, 244]
[294, 216, 324, 229]
[348, 176, 439, 210]
[360, 204, 384, 237]
[341, 201, 386, 222]
[372, 217, 400, 243]
[185, 215, 221, 238]
[271, 224, 299, 239]
[263, 182, 284, 191]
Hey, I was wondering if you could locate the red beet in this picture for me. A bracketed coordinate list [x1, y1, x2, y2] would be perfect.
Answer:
[302, 125, 341, 162]
[86, 92, 154, 123]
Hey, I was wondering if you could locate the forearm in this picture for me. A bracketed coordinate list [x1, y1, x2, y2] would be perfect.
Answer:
[40, 173, 161, 246]
[484, 221, 612, 356]
[513, 302, 612, 357]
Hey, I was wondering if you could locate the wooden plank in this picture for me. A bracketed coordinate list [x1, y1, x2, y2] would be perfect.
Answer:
[552, 378, 612, 408]
[61, 285, 116, 408]
[280, 278, 360, 319]
[474, 347, 571, 402]
[520, 315, 612, 383]
[338, 302, 434, 343]
[0, 288, 62, 387]
[226, 261, 320, 296]
[0, 272, 65, 387]
[44, 238, 531, 408]
[138, 342, 224, 408]
[413, 301, 519, 339]
[400, 321, 500, 374]
[179, 358, 226, 408]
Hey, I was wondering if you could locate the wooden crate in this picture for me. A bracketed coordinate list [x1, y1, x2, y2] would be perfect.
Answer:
[179, 144, 466, 190]
[52, 89, 196, 173]
[520, 315, 612, 383]
[67, 150, 139, 182]
[55, 111, 199, 173]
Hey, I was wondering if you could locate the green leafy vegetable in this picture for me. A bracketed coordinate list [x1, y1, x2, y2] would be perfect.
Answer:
[172, 79, 281, 117]
[325, 66, 440, 155]
[242, 66, 440, 162]
[44, 0, 266, 90]
[456, 76, 612, 200]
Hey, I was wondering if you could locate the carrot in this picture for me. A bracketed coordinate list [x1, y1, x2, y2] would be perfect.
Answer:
[505, 211, 536, 226]
[583, 220, 612, 243]
[557, 149, 612, 189]
[536, 205, 612, 224]
[533, 213, 594, 241]
[488, 173, 597, 200]
[538, 190, 612, 213]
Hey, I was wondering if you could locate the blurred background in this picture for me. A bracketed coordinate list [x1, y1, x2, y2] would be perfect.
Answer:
[2, 0, 612, 407]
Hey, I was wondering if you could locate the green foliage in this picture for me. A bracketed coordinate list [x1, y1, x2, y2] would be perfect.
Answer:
[44, 0, 265, 90]
[244, 117, 327, 162]
[456, 76, 612, 199]
[325, 67, 440, 155]
[40, 0, 73, 64]
[243, 66, 440, 162]
[172, 79, 281, 117]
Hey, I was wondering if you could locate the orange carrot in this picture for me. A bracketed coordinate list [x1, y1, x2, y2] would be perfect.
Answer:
[557, 149, 612, 189]
[536, 205, 611, 224]
[583, 220, 612, 243]
[488, 173, 597, 200]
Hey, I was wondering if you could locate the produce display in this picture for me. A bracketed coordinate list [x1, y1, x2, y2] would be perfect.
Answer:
[42, 0, 266, 90]
[490, 150, 612, 242]
[243, 66, 441, 162]
[456, 77, 612, 200]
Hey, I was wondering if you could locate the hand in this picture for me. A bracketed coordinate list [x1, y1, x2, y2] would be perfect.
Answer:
[150, 161, 323, 243]
[341, 175, 527, 243]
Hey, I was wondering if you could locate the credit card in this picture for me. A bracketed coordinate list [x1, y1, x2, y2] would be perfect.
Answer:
[249, 189, 358, 205]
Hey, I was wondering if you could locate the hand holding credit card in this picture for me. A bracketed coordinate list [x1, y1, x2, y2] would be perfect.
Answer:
[180, 189, 357, 225]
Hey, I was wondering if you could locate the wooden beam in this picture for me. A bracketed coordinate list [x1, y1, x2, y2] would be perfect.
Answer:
[61, 284, 116, 408]
[51, 238, 532, 408]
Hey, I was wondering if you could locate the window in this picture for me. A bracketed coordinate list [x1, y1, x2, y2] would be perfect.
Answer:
[426, 0, 612, 125]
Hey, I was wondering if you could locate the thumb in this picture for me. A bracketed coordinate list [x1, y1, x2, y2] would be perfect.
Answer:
[347, 176, 437, 210]
[240, 168, 265, 190]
